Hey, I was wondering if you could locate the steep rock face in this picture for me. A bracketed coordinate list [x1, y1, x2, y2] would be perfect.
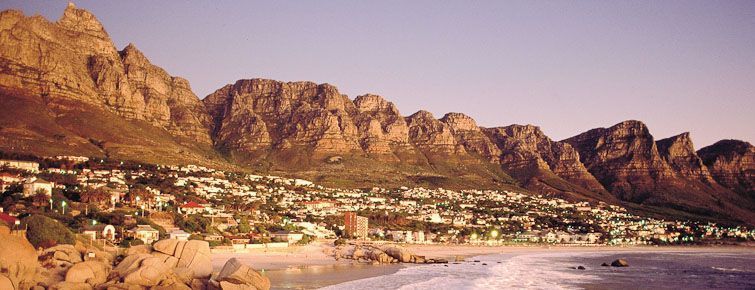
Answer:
[656, 133, 715, 184]
[0, 3, 211, 143]
[353, 94, 412, 155]
[698, 140, 755, 193]
[484, 125, 609, 199]
[563, 120, 678, 202]
[204, 79, 362, 155]
[440, 113, 500, 162]
[405, 111, 464, 155]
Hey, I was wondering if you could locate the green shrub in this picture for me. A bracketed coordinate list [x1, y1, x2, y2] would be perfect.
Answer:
[22, 215, 76, 248]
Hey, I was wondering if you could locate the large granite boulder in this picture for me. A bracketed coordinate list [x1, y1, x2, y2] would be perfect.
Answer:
[49, 281, 93, 290]
[175, 240, 212, 279]
[611, 259, 629, 267]
[0, 227, 40, 289]
[382, 246, 413, 263]
[209, 258, 270, 290]
[64, 260, 111, 286]
[366, 249, 392, 264]
[44, 245, 84, 265]
[122, 257, 172, 286]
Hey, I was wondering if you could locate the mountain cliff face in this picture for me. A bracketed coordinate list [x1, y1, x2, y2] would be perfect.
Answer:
[0, 5, 753, 224]
[0, 4, 223, 166]
[698, 140, 755, 194]
[204, 79, 362, 157]
[483, 125, 613, 202]
[0, 3, 212, 144]
[563, 121, 677, 202]
[656, 133, 715, 184]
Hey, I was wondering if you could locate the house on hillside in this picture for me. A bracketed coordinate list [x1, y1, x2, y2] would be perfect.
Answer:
[179, 202, 206, 215]
[23, 178, 54, 197]
[127, 225, 160, 244]
[169, 229, 191, 241]
[0, 173, 22, 192]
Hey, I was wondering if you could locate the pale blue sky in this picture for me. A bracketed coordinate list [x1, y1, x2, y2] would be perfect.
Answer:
[3, 1, 754, 147]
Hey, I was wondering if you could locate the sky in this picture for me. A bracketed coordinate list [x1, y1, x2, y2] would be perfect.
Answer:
[3, 1, 754, 147]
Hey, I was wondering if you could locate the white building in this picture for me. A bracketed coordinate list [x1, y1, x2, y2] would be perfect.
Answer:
[23, 178, 54, 197]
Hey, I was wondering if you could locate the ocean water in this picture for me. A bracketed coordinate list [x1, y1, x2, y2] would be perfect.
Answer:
[320, 250, 755, 290]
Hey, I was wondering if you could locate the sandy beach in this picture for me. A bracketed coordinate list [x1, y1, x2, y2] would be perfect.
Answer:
[211, 242, 754, 289]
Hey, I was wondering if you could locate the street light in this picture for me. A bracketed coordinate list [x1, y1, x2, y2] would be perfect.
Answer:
[490, 229, 499, 239]
[61, 201, 67, 215]
[49, 198, 53, 211]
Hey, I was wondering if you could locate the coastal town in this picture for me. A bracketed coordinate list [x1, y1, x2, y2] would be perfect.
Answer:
[1, 155, 752, 251]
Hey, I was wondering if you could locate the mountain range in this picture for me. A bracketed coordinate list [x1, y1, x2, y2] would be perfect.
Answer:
[1, 4, 753, 224]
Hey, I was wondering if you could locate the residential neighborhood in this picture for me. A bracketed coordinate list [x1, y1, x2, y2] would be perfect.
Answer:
[0, 155, 752, 252]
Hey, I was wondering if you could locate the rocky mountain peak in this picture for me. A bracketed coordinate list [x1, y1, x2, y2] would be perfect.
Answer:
[698, 140, 755, 192]
[119, 43, 147, 63]
[353, 94, 398, 114]
[656, 132, 715, 183]
[440, 113, 480, 132]
[57, 2, 109, 40]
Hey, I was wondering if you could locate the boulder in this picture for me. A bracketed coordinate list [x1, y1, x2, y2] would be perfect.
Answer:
[212, 258, 270, 290]
[153, 239, 181, 255]
[0, 275, 13, 290]
[0, 228, 40, 289]
[49, 281, 93, 290]
[64, 261, 110, 286]
[601, 262, 609, 267]
[175, 240, 212, 279]
[125, 245, 153, 256]
[351, 247, 365, 260]
[83, 249, 115, 264]
[577, 266, 586, 270]
[191, 278, 209, 290]
[113, 254, 153, 277]
[383, 246, 413, 263]
[122, 257, 172, 286]
[366, 249, 391, 264]
[611, 259, 629, 267]
[45, 245, 83, 264]
[172, 267, 195, 285]
[153, 252, 180, 268]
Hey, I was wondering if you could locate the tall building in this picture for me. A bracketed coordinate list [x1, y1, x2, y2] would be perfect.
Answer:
[344, 212, 369, 239]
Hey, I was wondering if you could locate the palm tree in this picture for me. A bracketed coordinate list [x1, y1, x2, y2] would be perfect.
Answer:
[32, 190, 49, 208]
[127, 187, 154, 206]
[80, 186, 109, 204]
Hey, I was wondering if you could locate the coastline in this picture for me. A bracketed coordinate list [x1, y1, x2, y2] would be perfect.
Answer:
[211, 243, 754, 289]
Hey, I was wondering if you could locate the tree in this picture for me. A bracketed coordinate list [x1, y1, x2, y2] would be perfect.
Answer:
[32, 191, 50, 208]
[80, 186, 110, 205]
[238, 217, 251, 233]
[127, 186, 153, 205]
[22, 215, 76, 248]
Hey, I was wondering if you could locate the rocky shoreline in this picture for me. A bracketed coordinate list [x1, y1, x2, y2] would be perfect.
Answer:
[0, 226, 270, 290]
[332, 244, 450, 265]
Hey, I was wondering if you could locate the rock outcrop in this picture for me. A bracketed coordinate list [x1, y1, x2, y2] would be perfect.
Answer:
[209, 258, 270, 290]
[0, 3, 212, 143]
[484, 125, 612, 201]
[0, 227, 39, 290]
[656, 132, 715, 184]
[698, 140, 755, 193]
[353, 94, 412, 156]
[204, 79, 362, 155]
[440, 113, 501, 162]
[563, 120, 677, 202]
